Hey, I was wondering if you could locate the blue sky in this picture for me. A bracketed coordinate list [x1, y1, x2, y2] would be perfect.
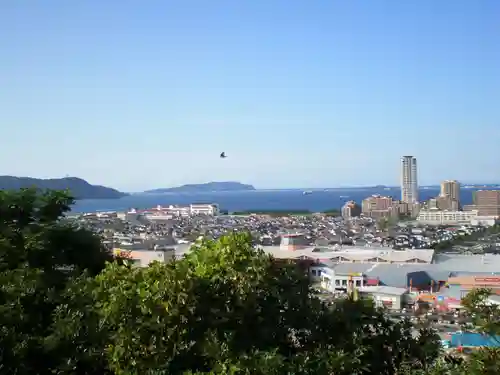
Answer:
[1, 0, 499, 191]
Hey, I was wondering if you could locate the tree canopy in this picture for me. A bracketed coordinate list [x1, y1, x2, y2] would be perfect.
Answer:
[1, 188, 499, 374]
[0, 188, 113, 374]
[47, 232, 441, 375]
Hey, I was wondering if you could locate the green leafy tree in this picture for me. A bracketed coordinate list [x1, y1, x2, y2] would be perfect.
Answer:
[456, 288, 500, 375]
[49, 232, 441, 374]
[461, 288, 500, 337]
[0, 188, 113, 374]
[377, 217, 390, 231]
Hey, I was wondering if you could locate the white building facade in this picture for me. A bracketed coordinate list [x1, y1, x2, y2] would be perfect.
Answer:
[113, 248, 176, 267]
[417, 209, 478, 225]
[131, 203, 220, 219]
[309, 265, 367, 291]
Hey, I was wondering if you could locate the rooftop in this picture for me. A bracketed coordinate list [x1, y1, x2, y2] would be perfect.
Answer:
[449, 271, 500, 277]
[433, 254, 500, 273]
[260, 246, 435, 264]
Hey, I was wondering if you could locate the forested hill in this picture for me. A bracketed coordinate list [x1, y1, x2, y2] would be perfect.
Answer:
[145, 181, 256, 193]
[0, 176, 127, 199]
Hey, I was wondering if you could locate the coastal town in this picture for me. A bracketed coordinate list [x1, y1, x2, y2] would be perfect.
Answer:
[4, 1, 498, 371]
[68, 156, 500, 351]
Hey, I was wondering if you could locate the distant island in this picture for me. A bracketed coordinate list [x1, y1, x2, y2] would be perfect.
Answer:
[145, 181, 256, 194]
[0, 176, 127, 200]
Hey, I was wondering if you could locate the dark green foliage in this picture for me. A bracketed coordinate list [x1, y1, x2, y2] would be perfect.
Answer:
[0, 188, 112, 374]
[47, 233, 442, 374]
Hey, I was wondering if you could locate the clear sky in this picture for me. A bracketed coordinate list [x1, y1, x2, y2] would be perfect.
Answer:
[1, 0, 499, 191]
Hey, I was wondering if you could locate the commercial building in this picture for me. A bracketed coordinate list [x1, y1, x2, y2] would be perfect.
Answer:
[401, 156, 418, 204]
[307, 251, 500, 310]
[416, 209, 479, 225]
[446, 272, 500, 299]
[413, 270, 500, 311]
[262, 245, 435, 264]
[320, 262, 448, 289]
[311, 264, 414, 310]
[309, 264, 367, 290]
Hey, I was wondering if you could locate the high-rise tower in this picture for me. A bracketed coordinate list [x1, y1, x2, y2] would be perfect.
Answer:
[401, 156, 418, 203]
[440, 180, 460, 201]
[439, 180, 461, 210]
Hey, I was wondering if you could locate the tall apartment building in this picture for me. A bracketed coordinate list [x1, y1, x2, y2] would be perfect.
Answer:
[438, 180, 461, 210]
[362, 195, 397, 218]
[362, 195, 415, 219]
[464, 190, 500, 217]
[440, 180, 460, 201]
[362, 195, 393, 212]
[401, 156, 418, 204]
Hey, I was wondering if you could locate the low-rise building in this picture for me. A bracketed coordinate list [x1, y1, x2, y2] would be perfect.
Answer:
[131, 203, 220, 218]
[417, 209, 478, 225]
[189, 204, 220, 215]
[113, 248, 175, 267]
[446, 271, 500, 299]
[470, 216, 499, 226]
[309, 264, 367, 290]
[358, 286, 408, 310]
[262, 245, 435, 264]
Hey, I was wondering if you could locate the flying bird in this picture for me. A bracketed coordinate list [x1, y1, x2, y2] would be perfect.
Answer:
[220, 152, 227, 158]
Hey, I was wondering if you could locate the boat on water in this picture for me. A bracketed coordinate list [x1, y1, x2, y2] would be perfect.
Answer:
[339, 195, 349, 198]
[303, 191, 313, 195]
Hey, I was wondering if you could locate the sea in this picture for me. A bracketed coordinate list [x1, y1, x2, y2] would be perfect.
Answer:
[71, 187, 496, 214]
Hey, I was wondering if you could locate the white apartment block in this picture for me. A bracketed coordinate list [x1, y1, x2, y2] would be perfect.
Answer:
[417, 209, 478, 225]
[130, 203, 220, 219]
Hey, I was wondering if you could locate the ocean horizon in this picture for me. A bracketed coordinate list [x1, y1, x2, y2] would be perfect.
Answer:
[71, 187, 497, 214]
